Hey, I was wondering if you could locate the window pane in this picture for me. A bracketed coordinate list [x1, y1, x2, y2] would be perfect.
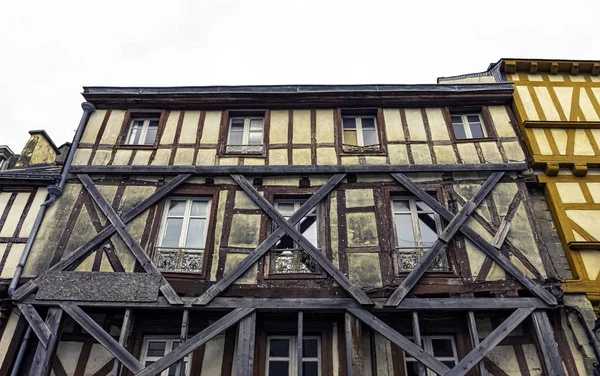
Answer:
[146, 341, 166, 356]
[415, 201, 432, 213]
[269, 338, 290, 357]
[185, 218, 206, 248]
[248, 130, 263, 145]
[303, 339, 319, 357]
[431, 338, 454, 357]
[275, 234, 295, 249]
[443, 360, 457, 368]
[343, 130, 358, 146]
[393, 200, 411, 212]
[168, 201, 186, 216]
[302, 361, 319, 376]
[167, 362, 186, 376]
[162, 218, 183, 247]
[228, 130, 243, 145]
[128, 121, 143, 144]
[450, 115, 462, 124]
[276, 203, 295, 217]
[453, 123, 467, 139]
[190, 201, 208, 217]
[361, 117, 375, 129]
[269, 361, 289, 376]
[299, 215, 317, 246]
[469, 122, 485, 138]
[418, 213, 438, 246]
[230, 118, 245, 130]
[362, 128, 378, 146]
[249, 119, 263, 131]
[404, 361, 418, 376]
[466, 115, 480, 123]
[144, 125, 158, 145]
[394, 214, 416, 247]
[342, 117, 356, 129]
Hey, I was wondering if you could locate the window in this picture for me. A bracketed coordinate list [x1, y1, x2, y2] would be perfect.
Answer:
[404, 336, 458, 376]
[125, 115, 160, 145]
[342, 115, 381, 152]
[226, 116, 264, 154]
[266, 336, 321, 376]
[141, 337, 190, 376]
[154, 198, 211, 273]
[271, 200, 318, 274]
[451, 113, 487, 140]
[391, 197, 448, 272]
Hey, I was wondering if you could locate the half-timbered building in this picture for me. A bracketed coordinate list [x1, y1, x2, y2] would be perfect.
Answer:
[2, 84, 583, 375]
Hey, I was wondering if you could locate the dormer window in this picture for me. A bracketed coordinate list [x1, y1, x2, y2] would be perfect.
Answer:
[125, 114, 160, 145]
[341, 114, 382, 153]
[226, 116, 264, 154]
[450, 113, 487, 140]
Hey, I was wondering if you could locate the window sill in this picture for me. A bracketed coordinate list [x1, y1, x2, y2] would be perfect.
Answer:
[219, 152, 266, 158]
[117, 144, 158, 150]
[452, 137, 497, 144]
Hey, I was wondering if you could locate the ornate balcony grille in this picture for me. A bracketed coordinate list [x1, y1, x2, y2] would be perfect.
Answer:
[153, 247, 204, 273]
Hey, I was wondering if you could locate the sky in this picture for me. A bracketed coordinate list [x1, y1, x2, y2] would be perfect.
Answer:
[0, 0, 597, 153]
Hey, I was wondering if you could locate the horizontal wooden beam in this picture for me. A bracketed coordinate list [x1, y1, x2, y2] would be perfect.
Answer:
[524, 120, 600, 129]
[69, 163, 527, 176]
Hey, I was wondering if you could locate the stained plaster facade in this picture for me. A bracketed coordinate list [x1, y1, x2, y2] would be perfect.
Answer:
[0, 85, 578, 375]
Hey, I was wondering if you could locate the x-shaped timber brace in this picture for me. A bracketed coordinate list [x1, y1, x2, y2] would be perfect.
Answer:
[10, 163, 564, 375]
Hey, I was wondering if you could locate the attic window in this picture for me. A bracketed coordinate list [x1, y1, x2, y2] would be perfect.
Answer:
[450, 113, 487, 140]
[341, 114, 382, 153]
[124, 114, 160, 145]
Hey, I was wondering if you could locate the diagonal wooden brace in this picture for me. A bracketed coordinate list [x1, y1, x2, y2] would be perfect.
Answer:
[12, 174, 191, 301]
[385, 172, 504, 306]
[194, 174, 346, 305]
[16, 303, 52, 348]
[389, 173, 557, 306]
[445, 307, 534, 376]
[231, 174, 373, 305]
[78, 174, 182, 305]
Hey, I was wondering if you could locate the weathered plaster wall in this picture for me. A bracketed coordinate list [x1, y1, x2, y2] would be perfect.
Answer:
[15, 133, 58, 168]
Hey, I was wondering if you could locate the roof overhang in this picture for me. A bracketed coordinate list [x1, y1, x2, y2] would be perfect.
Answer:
[501, 58, 600, 75]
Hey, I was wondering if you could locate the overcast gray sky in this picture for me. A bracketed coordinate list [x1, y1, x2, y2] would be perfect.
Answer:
[0, 0, 597, 152]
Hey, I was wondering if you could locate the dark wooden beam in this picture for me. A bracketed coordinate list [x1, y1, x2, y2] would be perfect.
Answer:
[60, 303, 143, 373]
[386, 172, 504, 306]
[69, 163, 526, 176]
[78, 174, 182, 305]
[29, 307, 63, 376]
[389, 173, 558, 306]
[111, 308, 133, 376]
[297, 311, 303, 376]
[194, 174, 346, 305]
[16, 303, 51, 348]
[347, 308, 450, 375]
[445, 308, 534, 376]
[12, 174, 191, 301]
[532, 311, 566, 376]
[136, 308, 255, 376]
[236, 312, 257, 376]
[467, 311, 488, 376]
[175, 309, 189, 376]
[231, 174, 372, 305]
[412, 312, 427, 376]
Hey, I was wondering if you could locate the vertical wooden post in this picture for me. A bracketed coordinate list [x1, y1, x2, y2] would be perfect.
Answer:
[111, 309, 133, 376]
[412, 312, 426, 376]
[467, 311, 487, 376]
[297, 311, 303, 376]
[345, 312, 364, 376]
[235, 311, 257, 376]
[175, 309, 189, 376]
[29, 307, 63, 376]
[344, 312, 354, 376]
[532, 311, 566, 376]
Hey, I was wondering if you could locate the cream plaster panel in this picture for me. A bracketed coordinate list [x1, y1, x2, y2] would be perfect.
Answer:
[591, 129, 600, 151]
[100, 252, 112, 272]
[573, 230, 585, 241]
[508, 202, 546, 278]
[411, 144, 432, 164]
[579, 91, 600, 121]
[330, 194, 339, 268]
[510, 257, 537, 278]
[580, 250, 600, 280]
[99, 110, 126, 144]
[574, 129, 595, 155]
[243, 158, 265, 166]
[587, 183, 600, 203]
[111, 149, 132, 165]
[551, 129, 568, 155]
[174, 148, 195, 165]
[516, 86, 539, 121]
[269, 149, 288, 165]
[293, 110, 311, 144]
[55, 341, 83, 375]
[332, 324, 340, 376]
[532, 129, 552, 155]
[85, 344, 114, 375]
[219, 157, 238, 166]
[364, 156, 387, 165]
[567, 210, 600, 239]
[362, 331, 374, 376]
[405, 109, 427, 141]
[151, 149, 171, 165]
[556, 183, 586, 203]
[0, 193, 29, 237]
[0, 193, 9, 219]
[569, 75, 586, 82]
[426, 108, 450, 140]
[466, 239, 486, 279]
[0, 311, 19, 370]
[224, 253, 257, 284]
[346, 212, 378, 247]
[487, 262, 507, 281]
[348, 253, 382, 287]
[75, 252, 95, 271]
[160, 110, 180, 145]
[200, 111, 222, 144]
[235, 190, 259, 209]
[341, 156, 359, 165]
[19, 188, 47, 237]
[373, 333, 395, 376]
[534, 86, 561, 121]
[593, 88, 600, 109]
[179, 111, 200, 143]
[195, 149, 217, 166]
[270, 110, 289, 144]
[345, 189, 375, 208]
[357, 174, 394, 183]
[527, 74, 543, 81]
[383, 109, 404, 142]
[92, 150, 111, 165]
[554, 86, 573, 118]
[72, 149, 92, 165]
[491, 183, 518, 217]
[489, 106, 516, 138]
[262, 176, 302, 186]
[201, 334, 225, 375]
[210, 190, 228, 281]
[480, 141, 503, 163]
[547, 74, 564, 82]
[120, 185, 154, 214]
[292, 148, 311, 165]
[316, 147, 337, 165]
[229, 214, 261, 248]
[487, 346, 520, 375]
[456, 143, 479, 164]
[315, 109, 335, 143]
[132, 150, 152, 165]
[502, 142, 526, 162]
[388, 144, 409, 165]
[80, 110, 106, 144]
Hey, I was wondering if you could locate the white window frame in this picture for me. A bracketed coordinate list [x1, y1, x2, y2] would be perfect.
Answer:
[451, 113, 487, 140]
[273, 200, 319, 250]
[342, 115, 379, 147]
[0, 158, 6, 170]
[157, 197, 212, 250]
[266, 335, 321, 376]
[140, 336, 191, 376]
[125, 117, 160, 145]
[227, 116, 265, 146]
[404, 335, 458, 376]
